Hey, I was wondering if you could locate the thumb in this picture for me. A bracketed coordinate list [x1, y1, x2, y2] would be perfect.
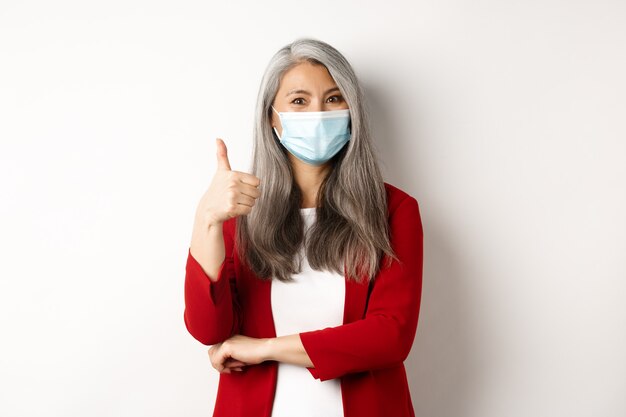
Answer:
[215, 138, 232, 171]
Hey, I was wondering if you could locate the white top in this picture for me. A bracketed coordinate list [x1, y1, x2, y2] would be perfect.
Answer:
[270, 207, 346, 417]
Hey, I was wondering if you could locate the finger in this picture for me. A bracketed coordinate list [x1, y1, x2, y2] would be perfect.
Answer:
[233, 171, 261, 187]
[209, 353, 221, 371]
[230, 204, 253, 218]
[207, 345, 219, 359]
[239, 182, 262, 199]
[226, 199, 254, 216]
[225, 359, 247, 367]
[211, 348, 229, 372]
[235, 194, 256, 208]
[216, 138, 232, 171]
[224, 363, 245, 372]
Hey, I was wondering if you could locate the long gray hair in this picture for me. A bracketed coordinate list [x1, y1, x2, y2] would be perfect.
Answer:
[236, 37, 398, 283]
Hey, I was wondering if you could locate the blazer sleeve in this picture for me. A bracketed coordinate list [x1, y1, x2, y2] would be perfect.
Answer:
[298, 196, 424, 381]
[183, 218, 241, 346]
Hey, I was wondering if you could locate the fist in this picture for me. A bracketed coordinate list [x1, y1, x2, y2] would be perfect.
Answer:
[196, 138, 262, 226]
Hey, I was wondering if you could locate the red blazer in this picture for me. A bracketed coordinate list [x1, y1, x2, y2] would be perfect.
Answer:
[184, 182, 424, 417]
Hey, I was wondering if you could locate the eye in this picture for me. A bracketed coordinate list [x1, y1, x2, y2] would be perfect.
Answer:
[291, 98, 305, 105]
[327, 95, 343, 103]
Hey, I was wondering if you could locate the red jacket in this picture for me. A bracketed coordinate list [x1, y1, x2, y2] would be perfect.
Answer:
[184, 182, 424, 417]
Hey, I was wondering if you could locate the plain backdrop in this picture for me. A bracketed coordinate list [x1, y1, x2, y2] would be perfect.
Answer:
[1, 1, 624, 416]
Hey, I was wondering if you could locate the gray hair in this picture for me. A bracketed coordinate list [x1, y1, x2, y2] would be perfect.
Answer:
[236, 37, 398, 283]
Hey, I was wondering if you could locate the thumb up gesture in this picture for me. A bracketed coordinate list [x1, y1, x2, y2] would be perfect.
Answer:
[196, 138, 262, 227]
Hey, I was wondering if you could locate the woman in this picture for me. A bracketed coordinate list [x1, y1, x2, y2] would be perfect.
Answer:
[184, 37, 424, 417]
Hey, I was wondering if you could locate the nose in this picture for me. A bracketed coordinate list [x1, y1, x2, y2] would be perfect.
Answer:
[311, 100, 323, 112]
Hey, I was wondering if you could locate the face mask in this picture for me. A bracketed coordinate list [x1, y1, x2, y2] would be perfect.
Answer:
[271, 106, 351, 166]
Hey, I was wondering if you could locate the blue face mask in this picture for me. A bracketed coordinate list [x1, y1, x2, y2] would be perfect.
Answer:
[271, 106, 351, 166]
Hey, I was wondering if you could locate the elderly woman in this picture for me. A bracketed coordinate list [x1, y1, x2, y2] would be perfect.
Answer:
[184, 37, 423, 417]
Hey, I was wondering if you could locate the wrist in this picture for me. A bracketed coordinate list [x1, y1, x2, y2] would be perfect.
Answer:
[262, 337, 276, 362]
[194, 212, 223, 230]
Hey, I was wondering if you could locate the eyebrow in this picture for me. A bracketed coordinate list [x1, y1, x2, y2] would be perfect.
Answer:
[285, 86, 341, 96]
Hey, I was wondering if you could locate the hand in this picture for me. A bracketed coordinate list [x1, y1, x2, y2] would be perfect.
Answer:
[196, 138, 262, 227]
[208, 334, 271, 374]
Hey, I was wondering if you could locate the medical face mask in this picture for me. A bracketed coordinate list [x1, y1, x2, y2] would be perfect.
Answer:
[271, 106, 351, 166]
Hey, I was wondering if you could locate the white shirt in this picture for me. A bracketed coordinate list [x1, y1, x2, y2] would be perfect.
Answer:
[270, 207, 346, 417]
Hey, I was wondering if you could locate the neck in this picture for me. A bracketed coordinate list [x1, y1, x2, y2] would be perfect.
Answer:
[288, 153, 331, 208]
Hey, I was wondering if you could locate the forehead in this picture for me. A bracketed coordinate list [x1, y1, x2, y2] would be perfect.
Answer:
[277, 61, 337, 92]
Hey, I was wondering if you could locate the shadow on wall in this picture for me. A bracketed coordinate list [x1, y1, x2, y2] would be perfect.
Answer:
[363, 80, 478, 417]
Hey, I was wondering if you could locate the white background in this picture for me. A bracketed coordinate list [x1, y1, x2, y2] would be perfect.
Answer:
[1, 1, 624, 416]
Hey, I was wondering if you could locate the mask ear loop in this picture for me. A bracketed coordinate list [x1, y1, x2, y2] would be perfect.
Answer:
[270, 105, 282, 140]
[272, 126, 282, 140]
